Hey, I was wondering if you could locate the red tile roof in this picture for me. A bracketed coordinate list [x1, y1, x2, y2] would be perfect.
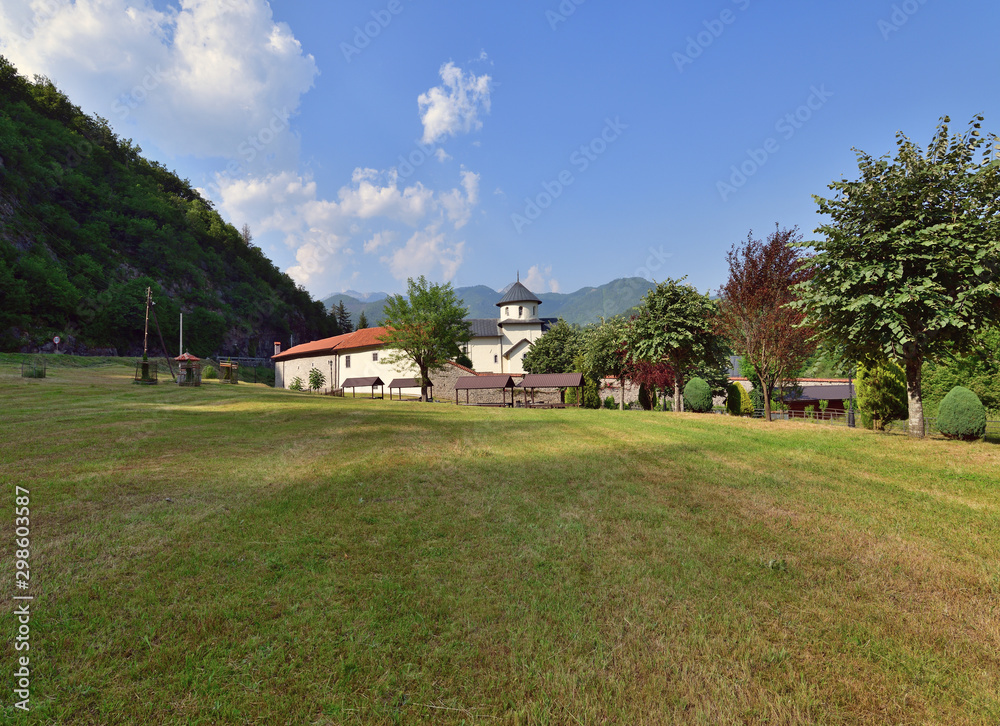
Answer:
[271, 327, 392, 361]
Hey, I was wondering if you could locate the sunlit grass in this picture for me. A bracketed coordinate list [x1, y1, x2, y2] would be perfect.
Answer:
[1, 361, 998, 724]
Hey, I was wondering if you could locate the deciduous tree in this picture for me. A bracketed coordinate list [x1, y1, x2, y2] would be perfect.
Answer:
[714, 225, 815, 422]
[523, 318, 581, 374]
[583, 317, 629, 410]
[628, 278, 726, 412]
[379, 276, 472, 402]
[793, 116, 1000, 437]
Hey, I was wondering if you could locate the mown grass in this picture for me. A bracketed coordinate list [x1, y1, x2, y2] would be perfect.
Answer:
[1, 360, 999, 724]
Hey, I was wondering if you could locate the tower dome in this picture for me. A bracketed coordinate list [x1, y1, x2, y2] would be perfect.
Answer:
[496, 281, 542, 307]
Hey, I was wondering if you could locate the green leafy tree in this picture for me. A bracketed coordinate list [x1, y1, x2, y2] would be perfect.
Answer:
[793, 116, 1000, 437]
[523, 318, 582, 374]
[379, 276, 472, 402]
[856, 360, 908, 431]
[308, 367, 326, 393]
[289, 376, 304, 391]
[583, 317, 629, 410]
[357, 310, 369, 330]
[628, 278, 728, 412]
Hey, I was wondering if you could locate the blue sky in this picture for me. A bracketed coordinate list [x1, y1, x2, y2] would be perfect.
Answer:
[2, 0, 999, 299]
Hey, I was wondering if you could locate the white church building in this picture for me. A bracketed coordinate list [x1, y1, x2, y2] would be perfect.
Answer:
[272, 279, 554, 391]
[461, 280, 554, 375]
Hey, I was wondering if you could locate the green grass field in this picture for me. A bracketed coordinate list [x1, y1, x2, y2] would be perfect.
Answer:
[2, 359, 999, 724]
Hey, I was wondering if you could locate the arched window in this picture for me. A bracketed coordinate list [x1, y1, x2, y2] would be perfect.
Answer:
[518, 306, 523, 317]
[505, 307, 509, 317]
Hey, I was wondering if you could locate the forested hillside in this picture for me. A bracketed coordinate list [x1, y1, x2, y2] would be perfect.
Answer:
[0, 57, 335, 357]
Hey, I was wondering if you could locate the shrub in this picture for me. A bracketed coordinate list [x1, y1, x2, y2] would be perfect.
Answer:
[683, 377, 713, 413]
[202, 365, 217, 379]
[308, 367, 326, 393]
[726, 382, 753, 416]
[583, 381, 601, 409]
[289, 376, 304, 391]
[937, 386, 987, 440]
[856, 360, 907, 431]
[603, 395, 615, 410]
[565, 386, 578, 406]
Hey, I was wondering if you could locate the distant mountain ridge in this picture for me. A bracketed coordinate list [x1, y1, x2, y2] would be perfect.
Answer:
[322, 277, 655, 328]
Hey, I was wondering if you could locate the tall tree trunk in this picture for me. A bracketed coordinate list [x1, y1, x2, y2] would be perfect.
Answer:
[420, 364, 429, 403]
[905, 355, 924, 438]
[762, 376, 772, 422]
[674, 378, 684, 412]
[619, 375, 625, 411]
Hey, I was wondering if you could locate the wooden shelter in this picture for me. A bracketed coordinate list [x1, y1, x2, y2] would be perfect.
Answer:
[341, 376, 385, 399]
[175, 353, 202, 387]
[387, 378, 432, 401]
[454, 375, 517, 407]
[516, 372, 584, 408]
[219, 361, 239, 384]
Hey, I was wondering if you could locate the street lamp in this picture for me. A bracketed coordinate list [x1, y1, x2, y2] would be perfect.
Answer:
[847, 366, 856, 428]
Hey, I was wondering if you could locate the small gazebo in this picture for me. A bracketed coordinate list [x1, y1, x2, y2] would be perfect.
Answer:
[341, 376, 385, 399]
[175, 353, 202, 387]
[387, 378, 433, 401]
[454, 375, 517, 407]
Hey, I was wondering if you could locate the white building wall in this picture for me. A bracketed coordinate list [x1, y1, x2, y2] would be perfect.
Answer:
[499, 322, 545, 375]
[466, 338, 501, 373]
[336, 345, 416, 389]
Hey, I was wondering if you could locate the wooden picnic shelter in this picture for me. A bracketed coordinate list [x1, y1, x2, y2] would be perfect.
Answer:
[341, 376, 385, 399]
[454, 375, 517, 407]
[517, 372, 584, 408]
[387, 378, 433, 401]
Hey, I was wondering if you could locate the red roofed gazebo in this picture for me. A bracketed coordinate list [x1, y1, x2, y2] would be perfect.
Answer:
[175, 353, 202, 387]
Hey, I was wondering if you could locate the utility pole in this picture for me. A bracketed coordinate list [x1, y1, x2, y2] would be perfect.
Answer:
[143, 287, 152, 360]
[180, 312, 183, 355]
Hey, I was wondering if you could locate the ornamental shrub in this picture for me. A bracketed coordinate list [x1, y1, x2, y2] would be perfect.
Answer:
[289, 376, 304, 391]
[202, 364, 217, 379]
[856, 360, 907, 431]
[937, 386, 987, 440]
[683, 377, 713, 413]
[726, 382, 753, 416]
[603, 395, 616, 410]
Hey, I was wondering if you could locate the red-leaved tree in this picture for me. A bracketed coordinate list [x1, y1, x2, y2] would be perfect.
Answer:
[715, 225, 815, 421]
[625, 359, 675, 410]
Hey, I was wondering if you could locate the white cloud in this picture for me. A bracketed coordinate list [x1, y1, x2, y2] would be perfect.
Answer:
[523, 265, 560, 294]
[0, 0, 317, 161]
[211, 167, 477, 290]
[384, 225, 464, 282]
[363, 231, 396, 254]
[286, 228, 348, 287]
[439, 169, 479, 229]
[417, 61, 491, 145]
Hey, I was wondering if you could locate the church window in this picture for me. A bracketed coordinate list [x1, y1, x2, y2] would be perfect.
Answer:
[518, 306, 523, 317]
[345, 355, 351, 369]
[505, 307, 509, 317]
[372, 352, 378, 362]
[494, 354, 498, 364]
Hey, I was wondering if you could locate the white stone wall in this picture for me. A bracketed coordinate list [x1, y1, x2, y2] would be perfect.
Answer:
[276, 347, 417, 393]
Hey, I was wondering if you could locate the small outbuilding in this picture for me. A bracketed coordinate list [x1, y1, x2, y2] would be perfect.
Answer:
[454, 374, 517, 407]
[175, 353, 202, 387]
[387, 378, 432, 401]
[341, 376, 385, 399]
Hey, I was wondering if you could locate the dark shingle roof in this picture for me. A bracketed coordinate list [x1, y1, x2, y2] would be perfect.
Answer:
[517, 373, 584, 388]
[387, 378, 432, 389]
[455, 375, 516, 390]
[496, 282, 541, 306]
[466, 318, 500, 337]
[341, 376, 384, 388]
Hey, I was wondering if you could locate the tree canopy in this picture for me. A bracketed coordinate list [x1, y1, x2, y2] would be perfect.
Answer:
[714, 225, 815, 421]
[523, 318, 581, 374]
[379, 276, 472, 402]
[793, 116, 1000, 436]
[627, 277, 727, 412]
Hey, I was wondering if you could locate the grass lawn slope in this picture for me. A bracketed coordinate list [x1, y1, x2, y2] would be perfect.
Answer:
[2, 360, 998, 724]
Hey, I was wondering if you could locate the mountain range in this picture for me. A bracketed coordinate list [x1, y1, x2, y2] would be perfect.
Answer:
[322, 277, 656, 327]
